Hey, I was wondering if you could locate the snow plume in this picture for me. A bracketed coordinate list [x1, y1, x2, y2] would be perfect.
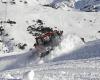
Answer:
[45, 34, 84, 61]
[23, 70, 35, 80]
[38, 58, 44, 64]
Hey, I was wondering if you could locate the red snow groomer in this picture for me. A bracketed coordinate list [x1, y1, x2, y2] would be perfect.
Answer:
[33, 27, 63, 58]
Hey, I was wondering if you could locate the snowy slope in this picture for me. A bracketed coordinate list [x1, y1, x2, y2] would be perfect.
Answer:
[0, 0, 100, 53]
[1, 36, 100, 75]
[0, 34, 84, 71]
[0, 0, 100, 80]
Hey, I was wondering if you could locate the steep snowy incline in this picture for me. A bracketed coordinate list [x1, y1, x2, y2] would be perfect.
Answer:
[0, 0, 100, 79]
[0, 34, 84, 71]
[38, 8, 100, 42]
[0, 0, 100, 54]
[1, 34, 100, 73]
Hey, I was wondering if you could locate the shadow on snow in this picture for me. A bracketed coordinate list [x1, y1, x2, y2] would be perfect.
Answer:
[52, 39, 100, 62]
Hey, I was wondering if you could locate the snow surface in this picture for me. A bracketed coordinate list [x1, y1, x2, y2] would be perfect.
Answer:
[0, 0, 100, 80]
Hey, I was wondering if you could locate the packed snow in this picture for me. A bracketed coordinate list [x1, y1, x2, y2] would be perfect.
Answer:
[0, 0, 100, 80]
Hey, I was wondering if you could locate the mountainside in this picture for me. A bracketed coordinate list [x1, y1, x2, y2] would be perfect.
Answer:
[0, 0, 100, 80]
